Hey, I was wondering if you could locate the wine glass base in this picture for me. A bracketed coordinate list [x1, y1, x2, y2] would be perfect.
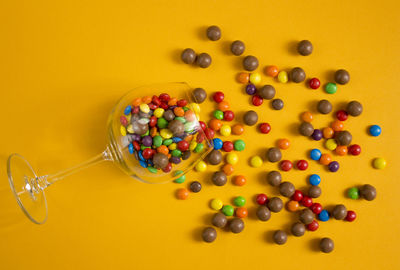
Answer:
[7, 154, 48, 224]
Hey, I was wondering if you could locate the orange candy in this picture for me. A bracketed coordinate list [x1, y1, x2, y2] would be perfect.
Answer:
[265, 65, 279, 77]
[142, 96, 152, 104]
[168, 97, 177, 106]
[237, 72, 250, 84]
[157, 145, 169, 155]
[209, 119, 223, 131]
[323, 127, 335, 139]
[184, 110, 196, 122]
[232, 124, 245, 135]
[278, 138, 291, 150]
[176, 188, 189, 200]
[286, 200, 300, 212]
[335, 145, 348, 156]
[132, 97, 142, 106]
[320, 153, 332, 165]
[301, 111, 313, 122]
[173, 107, 185, 117]
[218, 101, 230, 111]
[184, 134, 193, 142]
[233, 175, 246, 186]
[235, 207, 248, 218]
[222, 164, 234, 176]
[150, 127, 157, 137]
[331, 120, 344, 132]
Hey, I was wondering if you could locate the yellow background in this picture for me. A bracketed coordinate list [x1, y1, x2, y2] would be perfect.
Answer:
[1, 0, 400, 269]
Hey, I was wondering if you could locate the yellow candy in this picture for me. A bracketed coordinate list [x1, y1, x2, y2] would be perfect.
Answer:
[168, 143, 177, 150]
[210, 198, 223, 210]
[325, 139, 337, 151]
[190, 103, 201, 114]
[195, 113, 200, 121]
[126, 114, 131, 122]
[277, 71, 288, 83]
[226, 153, 239, 165]
[195, 160, 207, 172]
[126, 124, 134, 134]
[189, 141, 198, 151]
[250, 156, 263, 167]
[120, 125, 127, 136]
[153, 108, 165, 118]
[139, 103, 150, 113]
[160, 129, 173, 139]
[220, 125, 231, 136]
[249, 72, 261, 85]
[373, 157, 387, 169]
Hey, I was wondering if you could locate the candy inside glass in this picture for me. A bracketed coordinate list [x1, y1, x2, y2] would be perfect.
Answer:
[7, 82, 212, 224]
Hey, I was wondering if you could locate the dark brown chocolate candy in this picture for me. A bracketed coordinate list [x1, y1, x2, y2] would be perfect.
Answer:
[207, 149, 223, 165]
[268, 197, 283, 213]
[299, 208, 315, 225]
[206, 25, 221, 41]
[334, 69, 350, 85]
[229, 218, 245, 233]
[267, 171, 282, 186]
[258, 85, 275, 100]
[189, 181, 202, 193]
[132, 122, 149, 135]
[182, 151, 191, 160]
[202, 227, 217, 243]
[271, 99, 284, 110]
[192, 88, 207, 104]
[266, 147, 282, 163]
[291, 222, 306, 237]
[290, 67, 306, 83]
[243, 55, 259, 71]
[320, 237, 334, 253]
[346, 101, 363, 116]
[230, 40, 245, 56]
[212, 213, 227, 228]
[152, 153, 169, 169]
[163, 110, 175, 121]
[360, 184, 377, 201]
[297, 40, 313, 56]
[273, 230, 287, 245]
[168, 120, 185, 136]
[279, 182, 295, 197]
[243, 110, 258, 126]
[299, 122, 314, 136]
[212, 171, 227, 186]
[196, 53, 212, 68]
[181, 48, 196, 64]
[335, 131, 352, 146]
[308, 185, 322, 198]
[256, 206, 271, 221]
[332, 204, 347, 220]
[317, 99, 333, 114]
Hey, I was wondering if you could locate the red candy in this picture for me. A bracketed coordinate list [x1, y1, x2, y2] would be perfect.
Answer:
[133, 141, 140, 151]
[256, 193, 268, 205]
[213, 92, 225, 103]
[259, 123, 271, 134]
[223, 110, 235, 121]
[149, 116, 157, 127]
[177, 140, 189, 151]
[280, 160, 293, 171]
[142, 148, 155, 159]
[204, 128, 215, 140]
[310, 203, 323, 214]
[177, 99, 188, 107]
[132, 106, 140, 114]
[199, 121, 206, 131]
[348, 144, 361, 156]
[252, 95, 263, 106]
[307, 220, 319, 231]
[162, 162, 172, 173]
[159, 93, 170, 102]
[120, 116, 128, 126]
[301, 196, 313, 207]
[309, 78, 321, 89]
[152, 95, 161, 106]
[291, 190, 304, 202]
[196, 132, 205, 143]
[222, 141, 234, 152]
[346, 210, 357, 222]
[336, 110, 348, 121]
[148, 103, 158, 110]
[159, 102, 169, 110]
[296, 160, 308, 170]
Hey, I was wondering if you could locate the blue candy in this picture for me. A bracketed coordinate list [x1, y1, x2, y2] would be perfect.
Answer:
[138, 150, 145, 161]
[172, 137, 183, 143]
[369, 125, 382, 137]
[310, 149, 322, 161]
[213, 138, 223, 150]
[309, 174, 321, 186]
[139, 160, 148, 168]
[318, 210, 330, 222]
[124, 105, 132, 115]
[128, 143, 134, 154]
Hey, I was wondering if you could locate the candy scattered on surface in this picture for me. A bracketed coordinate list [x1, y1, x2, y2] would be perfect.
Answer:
[369, 125, 382, 137]
[297, 40, 313, 56]
[373, 157, 386, 169]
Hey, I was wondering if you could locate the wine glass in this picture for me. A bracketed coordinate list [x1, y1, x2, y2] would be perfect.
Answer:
[7, 82, 213, 224]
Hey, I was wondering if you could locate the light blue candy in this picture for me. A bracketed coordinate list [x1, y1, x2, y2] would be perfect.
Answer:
[309, 174, 321, 186]
[310, 149, 322, 161]
[128, 143, 134, 154]
[213, 138, 223, 150]
[124, 105, 132, 115]
[318, 210, 330, 222]
[369, 125, 382, 137]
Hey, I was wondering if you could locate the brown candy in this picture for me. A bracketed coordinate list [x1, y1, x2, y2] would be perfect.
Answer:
[267, 171, 282, 186]
[290, 67, 306, 83]
[132, 121, 149, 135]
[273, 230, 287, 245]
[308, 185, 322, 198]
[266, 147, 282, 163]
[163, 110, 175, 121]
[230, 40, 245, 56]
[347, 101, 363, 116]
[182, 151, 191, 160]
[211, 213, 227, 228]
[332, 204, 347, 220]
[258, 85, 275, 100]
[335, 131, 352, 146]
[299, 122, 314, 136]
[243, 55, 259, 71]
[320, 237, 334, 253]
[152, 153, 169, 169]
[268, 197, 283, 213]
[206, 25, 221, 41]
[317, 99, 333, 114]
[243, 110, 258, 126]
[211, 171, 227, 186]
[202, 227, 217, 243]
[168, 120, 185, 136]
[192, 88, 207, 104]
[189, 181, 202, 193]
[196, 53, 212, 68]
[291, 222, 306, 237]
[299, 208, 315, 225]
[271, 99, 284, 110]
[181, 48, 196, 64]
[297, 40, 313, 56]
[207, 149, 223, 165]
[279, 182, 295, 197]
[256, 206, 271, 221]
[229, 218, 245, 233]
[360, 184, 377, 201]
[334, 69, 350, 85]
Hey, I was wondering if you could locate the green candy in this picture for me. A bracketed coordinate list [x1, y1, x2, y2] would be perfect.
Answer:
[140, 145, 150, 150]
[221, 205, 234, 216]
[171, 149, 182, 157]
[141, 129, 150, 137]
[173, 170, 186, 183]
[182, 106, 189, 112]
[325, 82, 337, 94]
[175, 117, 186, 123]
[153, 135, 163, 147]
[213, 110, 224, 120]
[163, 139, 173, 146]
[157, 117, 168, 129]
[233, 196, 246, 207]
[147, 166, 158, 174]
[184, 121, 196, 132]
[194, 143, 204, 153]
[347, 187, 359, 199]
[234, 140, 246, 151]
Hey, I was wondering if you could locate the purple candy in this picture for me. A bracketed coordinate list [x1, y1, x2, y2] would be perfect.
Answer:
[170, 156, 181, 164]
[312, 129, 323, 141]
[328, 161, 340, 172]
[142, 135, 153, 147]
[246, 84, 257, 95]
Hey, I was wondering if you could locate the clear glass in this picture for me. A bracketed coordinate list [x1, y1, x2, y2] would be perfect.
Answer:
[7, 82, 213, 224]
